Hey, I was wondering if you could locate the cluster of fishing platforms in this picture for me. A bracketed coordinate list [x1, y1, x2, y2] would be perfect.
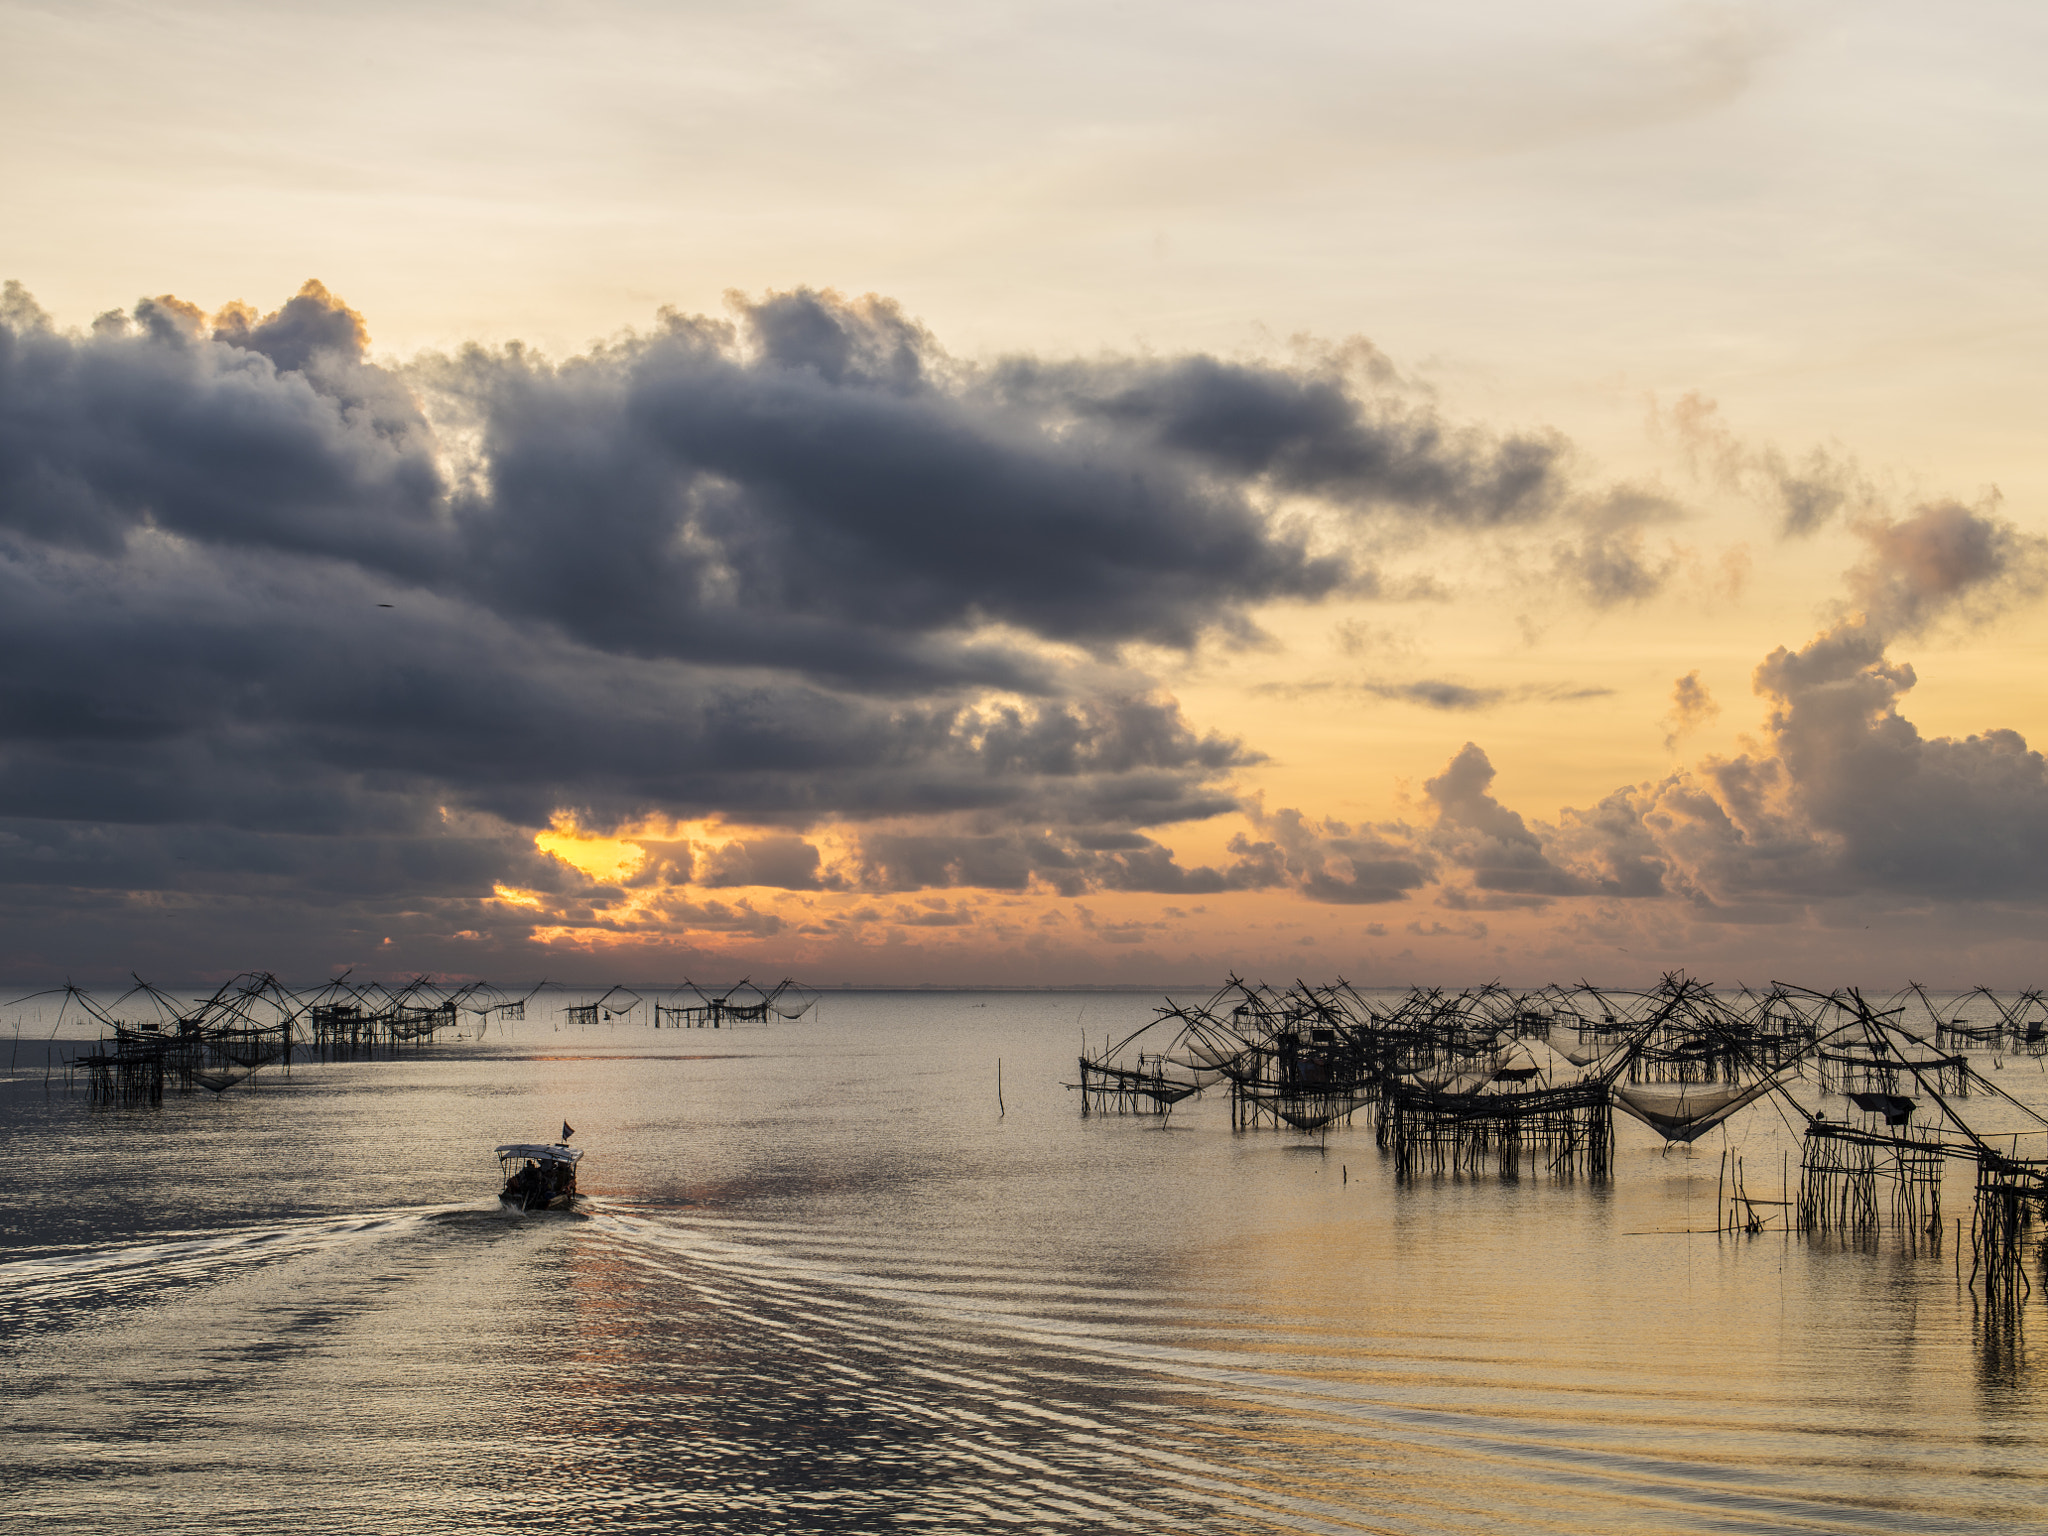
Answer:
[561, 979, 817, 1030]
[25, 974, 539, 1105]
[1076, 975, 2048, 1291]
[19, 973, 815, 1107]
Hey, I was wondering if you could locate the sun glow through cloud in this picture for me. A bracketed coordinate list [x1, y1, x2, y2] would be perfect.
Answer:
[535, 819, 652, 885]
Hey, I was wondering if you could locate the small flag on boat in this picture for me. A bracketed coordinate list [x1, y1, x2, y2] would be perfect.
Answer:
[562, 1121, 574, 1142]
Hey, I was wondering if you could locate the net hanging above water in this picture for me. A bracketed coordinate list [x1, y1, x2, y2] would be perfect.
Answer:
[1611, 1078, 1782, 1143]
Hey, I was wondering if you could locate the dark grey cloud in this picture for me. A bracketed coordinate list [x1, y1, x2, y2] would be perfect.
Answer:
[1471, 495, 2048, 917]
[0, 532, 1254, 838]
[0, 284, 443, 572]
[1663, 670, 1718, 749]
[891, 902, 974, 928]
[1841, 498, 2048, 637]
[431, 291, 1363, 676]
[1422, 743, 1596, 900]
[843, 824, 1269, 898]
[1356, 679, 1613, 711]
[1549, 522, 1680, 608]
[1535, 617, 2048, 912]
[0, 814, 554, 901]
[1223, 739, 1669, 912]
[697, 835, 836, 891]
[213, 280, 372, 375]
[1748, 623, 2048, 898]
[989, 350, 1572, 527]
[1372, 680, 1505, 710]
[0, 278, 1680, 973]
[1543, 495, 2048, 907]
[1254, 676, 1610, 710]
[1223, 808, 1433, 905]
[2, 281, 1657, 693]
[1663, 391, 1877, 538]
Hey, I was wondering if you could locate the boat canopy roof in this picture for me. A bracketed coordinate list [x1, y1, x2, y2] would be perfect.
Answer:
[495, 1143, 583, 1164]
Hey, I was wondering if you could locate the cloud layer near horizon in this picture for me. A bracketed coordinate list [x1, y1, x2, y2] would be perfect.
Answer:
[0, 278, 1667, 971]
[3, 279, 2046, 981]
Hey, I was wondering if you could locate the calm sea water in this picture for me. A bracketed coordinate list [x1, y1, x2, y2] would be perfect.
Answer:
[3, 989, 2045, 1534]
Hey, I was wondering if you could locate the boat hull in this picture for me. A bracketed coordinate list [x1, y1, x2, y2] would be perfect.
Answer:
[498, 1192, 576, 1214]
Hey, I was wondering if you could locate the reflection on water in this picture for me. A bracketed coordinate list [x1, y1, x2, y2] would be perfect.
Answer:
[3, 991, 2046, 1532]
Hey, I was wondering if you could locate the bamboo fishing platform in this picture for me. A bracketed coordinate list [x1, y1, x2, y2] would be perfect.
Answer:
[1070, 973, 2048, 1294]
[19, 974, 818, 1116]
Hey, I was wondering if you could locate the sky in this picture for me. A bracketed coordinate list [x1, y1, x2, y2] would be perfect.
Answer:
[4, 0, 2048, 988]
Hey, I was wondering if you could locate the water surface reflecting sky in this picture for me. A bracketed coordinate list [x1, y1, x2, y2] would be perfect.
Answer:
[5, 991, 2044, 1533]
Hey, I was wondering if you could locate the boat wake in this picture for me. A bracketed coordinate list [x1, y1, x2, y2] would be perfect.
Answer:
[2, 1201, 2033, 1534]
[0, 1204, 488, 1330]
[577, 1210, 2023, 1536]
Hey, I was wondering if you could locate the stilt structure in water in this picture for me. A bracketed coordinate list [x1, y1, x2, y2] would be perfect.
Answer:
[1067, 974, 2048, 1280]
[655, 978, 817, 1028]
[1074, 1019, 1207, 1116]
[305, 975, 480, 1060]
[52, 973, 301, 1101]
[565, 984, 640, 1029]
[18, 974, 817, 1123]
[28, 971, 513, 1103]
[1758, 985, 2048, 1292]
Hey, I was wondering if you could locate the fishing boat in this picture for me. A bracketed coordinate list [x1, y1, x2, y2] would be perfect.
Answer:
[496, 1139, 582, 1213]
